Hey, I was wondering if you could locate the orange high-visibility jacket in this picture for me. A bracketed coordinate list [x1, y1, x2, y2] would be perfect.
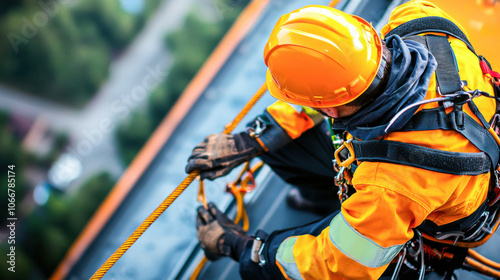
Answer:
[262, 1, 497, 279]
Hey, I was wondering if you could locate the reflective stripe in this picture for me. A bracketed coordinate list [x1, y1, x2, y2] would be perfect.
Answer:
[276, 236, 304, 280]
[329, 213, 404, 268]
[302, 106, 325, 125]
[291, 104, 324, 125]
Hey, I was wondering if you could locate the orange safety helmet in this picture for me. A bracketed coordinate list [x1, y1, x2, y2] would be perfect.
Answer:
[264, 5, 383, 108]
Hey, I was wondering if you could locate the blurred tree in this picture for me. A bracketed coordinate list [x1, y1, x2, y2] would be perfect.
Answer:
[64, 172, 115, 239]
[151, 0, 248, 125]
[118, 1, 249, 165]
[0, 0, 160, 107]
[117, 109, 154, 164]
[0, 112, 27, 223]
[19, 172, 115, 278]
[0, 0, 21, 16]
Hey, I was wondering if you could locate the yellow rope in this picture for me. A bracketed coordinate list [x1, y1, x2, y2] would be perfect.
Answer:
[190, 256, 208, 280]
[91, 83, 267, 279]
[90, 171, 199, 279]
[328, 0, 340, 7]
[224, 83, 268, 134]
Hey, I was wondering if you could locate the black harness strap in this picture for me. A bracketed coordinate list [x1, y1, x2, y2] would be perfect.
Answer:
[426, 35, 463, 95]
[385, 16, 476, 55]
[352, 140, 490, 175]
[397, 107, 500, 169]
[404, 35, 463, 95]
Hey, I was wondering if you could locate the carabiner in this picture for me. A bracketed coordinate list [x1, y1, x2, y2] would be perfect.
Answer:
[334, 138, 355, 167]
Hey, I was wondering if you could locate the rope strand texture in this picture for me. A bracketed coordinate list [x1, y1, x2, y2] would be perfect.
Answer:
[91, 171, 199, 279]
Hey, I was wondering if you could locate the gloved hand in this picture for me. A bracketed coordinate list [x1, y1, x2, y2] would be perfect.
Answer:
[196, 202, 253, 261]
[186, 132, 264, 180]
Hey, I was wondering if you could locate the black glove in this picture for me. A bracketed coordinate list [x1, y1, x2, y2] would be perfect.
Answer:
[186, 132, 264, 180]
[196, 202, 253, 261]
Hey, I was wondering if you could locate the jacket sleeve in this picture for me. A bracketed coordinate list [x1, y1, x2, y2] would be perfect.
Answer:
[240, 181, 430, 280]
[246, 101, 324, 152]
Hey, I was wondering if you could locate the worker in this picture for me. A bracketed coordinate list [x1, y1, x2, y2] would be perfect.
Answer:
[187, 1, 500, 279]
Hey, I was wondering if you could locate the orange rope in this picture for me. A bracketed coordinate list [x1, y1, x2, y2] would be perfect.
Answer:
[224, 83, 267, 134]
[91, 83, 267, 279]
[90, 171, 199, 279]
[468, 249, 500, 270]
[328, 0, 341, 7]
[465, 257, 500, 278]
[190, 255, 208, 280]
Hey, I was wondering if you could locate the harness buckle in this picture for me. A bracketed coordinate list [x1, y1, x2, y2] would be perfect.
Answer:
[334, 138, 355, 167]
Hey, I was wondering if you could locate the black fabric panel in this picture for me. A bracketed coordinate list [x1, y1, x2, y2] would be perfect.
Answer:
[398, 108, 500, 169]
[426, 35, 462, 95]
[403, 35, 427, 48]
[352, 140, 490, 175]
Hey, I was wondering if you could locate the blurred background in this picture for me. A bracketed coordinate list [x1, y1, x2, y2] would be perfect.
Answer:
[0, 0, 249, 279]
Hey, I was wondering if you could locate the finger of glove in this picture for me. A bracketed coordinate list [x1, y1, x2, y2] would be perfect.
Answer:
[207, 202, 223, 217]
[192, 152, 245, 178]
[187, 145, 209, 161]
[212, 154, 249, 170]
[185, 158, 215, 174]
[187, 135, 214, 161]
[199, 154, 251, 180]
[199, 165, 233, 180]
[186, 143, 230, 172]
[196, 205, 214, 227]
[204, 249, 222, 261]
[208, 202, 247, 235]
[208, 203, 238, 228]
[187, 153, 246, 177]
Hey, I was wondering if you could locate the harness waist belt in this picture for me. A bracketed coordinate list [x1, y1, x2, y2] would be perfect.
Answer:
[353, 140, 490, 175]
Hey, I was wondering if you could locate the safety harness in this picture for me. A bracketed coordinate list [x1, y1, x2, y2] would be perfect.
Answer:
[334, 17, 500, 244]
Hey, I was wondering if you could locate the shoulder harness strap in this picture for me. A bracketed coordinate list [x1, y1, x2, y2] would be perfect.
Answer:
[385, 16, 476, 55]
